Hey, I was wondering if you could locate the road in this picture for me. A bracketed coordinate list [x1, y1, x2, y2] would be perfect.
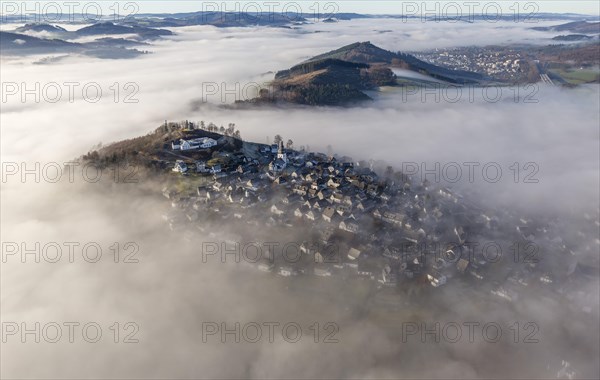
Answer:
[540, 73, 555, 85]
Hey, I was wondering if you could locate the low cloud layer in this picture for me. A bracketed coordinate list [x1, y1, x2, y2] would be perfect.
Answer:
[1, 17, 599, 379]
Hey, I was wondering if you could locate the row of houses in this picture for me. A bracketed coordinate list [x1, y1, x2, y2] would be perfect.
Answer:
[172, 160, 222, 174]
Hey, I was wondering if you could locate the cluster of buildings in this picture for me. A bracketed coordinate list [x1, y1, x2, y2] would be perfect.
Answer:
[414, 46, 526, 81]
[172, 160, 223, 174]
[162, 132, 594, 304]
[164, 139, 471, 287]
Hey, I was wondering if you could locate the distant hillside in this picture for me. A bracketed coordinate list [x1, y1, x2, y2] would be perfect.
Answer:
[533, 20, 600, 34]
[306, 41, 400, 65]
[10, 22, 172, 41]
[89, 37, 149, 47]
[15, 23, 68, 35]
[531, 42, 600, 66]
[74, 22, 173, 39]
[0, 30, 151, 59]
[552, 34, 593, 41]
[234, 59, 377, 106]
[234, 41, 489, 107]
[0, 31, 81, 53]
[0, 10, 591, 26]
[122, 12, 305, 28]
[3, 22, 171, 58]
[306, 42, 488, 84]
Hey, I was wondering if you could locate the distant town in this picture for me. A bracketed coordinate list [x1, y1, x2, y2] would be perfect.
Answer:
[413, 42, 600, 85]
[414, 46, 528, 82]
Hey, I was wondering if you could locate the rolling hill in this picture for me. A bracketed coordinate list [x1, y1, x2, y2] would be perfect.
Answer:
[236, 41, 490, 107]
[533, 20, 600, 34]
[306, 42, 489, 84]
[0, 31, 81, 53]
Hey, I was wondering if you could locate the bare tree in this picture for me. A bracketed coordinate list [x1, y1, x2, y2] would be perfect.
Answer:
[227, 123, 236, 136]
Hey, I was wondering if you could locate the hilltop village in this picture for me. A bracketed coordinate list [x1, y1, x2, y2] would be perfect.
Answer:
[102, 120, 593, 307]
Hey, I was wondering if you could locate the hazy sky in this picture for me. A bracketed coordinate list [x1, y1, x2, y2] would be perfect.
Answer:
[135, 0, 600, 15]
[7, 0, 600, 16]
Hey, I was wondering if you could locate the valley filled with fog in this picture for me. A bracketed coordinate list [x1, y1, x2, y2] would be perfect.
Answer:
[1, 17, 599, 379]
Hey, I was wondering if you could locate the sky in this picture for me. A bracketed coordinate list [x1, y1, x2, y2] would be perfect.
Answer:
[134, 0, 600, 15]
[6, 0, 600, 16]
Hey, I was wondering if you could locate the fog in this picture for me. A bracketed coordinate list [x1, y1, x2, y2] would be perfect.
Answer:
[1, 18, 599, 379]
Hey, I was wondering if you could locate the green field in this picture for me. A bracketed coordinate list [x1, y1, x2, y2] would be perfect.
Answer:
[550, 68, 600, 84]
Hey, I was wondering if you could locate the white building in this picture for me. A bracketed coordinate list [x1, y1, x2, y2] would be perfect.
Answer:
[209, 164, 222, 174]
[270, 204, 284, 216]
[172, 160, 188, 173]
[427, 272, 447, 287]
[178, 137, 218, 151]
[278, 266, 298, 277]
[347, 247, 361, 261]
[339, 219, 359, 233]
